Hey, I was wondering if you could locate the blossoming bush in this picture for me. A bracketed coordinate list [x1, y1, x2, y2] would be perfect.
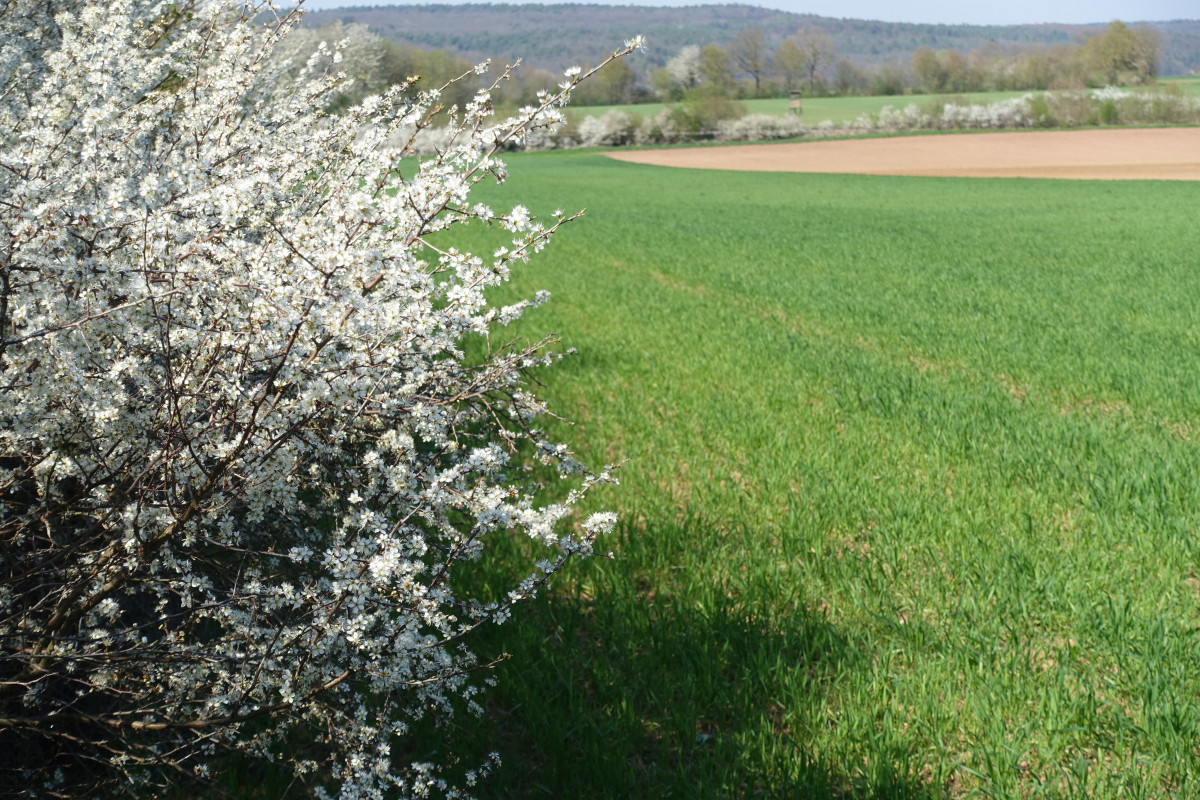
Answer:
[631, 109, 688, 145]
[578, 110, 636, 147]
[715, 113, 805, 142]
[0, 1, 631, 796]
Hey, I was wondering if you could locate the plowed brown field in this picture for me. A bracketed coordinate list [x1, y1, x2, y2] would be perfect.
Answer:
[605, 127, 1200, 180]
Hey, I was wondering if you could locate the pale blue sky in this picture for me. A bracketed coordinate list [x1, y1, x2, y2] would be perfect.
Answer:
[304, 0, 1196, 25]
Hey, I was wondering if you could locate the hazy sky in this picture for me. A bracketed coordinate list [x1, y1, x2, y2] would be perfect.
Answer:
[304, 0, 1196, 26]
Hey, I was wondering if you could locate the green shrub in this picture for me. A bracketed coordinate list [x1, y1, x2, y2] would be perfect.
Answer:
[671, 90, 748, 135]
[1028, 93, 1057, 127]
[1099, 98, 1119, 124]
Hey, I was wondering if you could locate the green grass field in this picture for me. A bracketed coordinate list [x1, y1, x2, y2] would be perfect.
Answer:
[438, 151, 1200, 799]
[571, 80, 1200, 126]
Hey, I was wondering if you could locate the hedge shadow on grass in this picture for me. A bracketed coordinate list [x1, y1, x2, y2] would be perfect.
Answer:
[473, 512, 947, 800]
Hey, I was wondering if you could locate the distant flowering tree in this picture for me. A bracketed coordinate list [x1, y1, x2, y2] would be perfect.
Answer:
[666, 45, 702, 90]
[0, 1, 635, 796]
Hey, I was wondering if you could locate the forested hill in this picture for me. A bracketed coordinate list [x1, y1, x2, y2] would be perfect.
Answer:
[301, 4, 1200, 76]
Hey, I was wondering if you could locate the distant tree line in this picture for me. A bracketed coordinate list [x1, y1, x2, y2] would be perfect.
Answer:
[648, 20, 1163, 102]
[270, 21, 569, 112]
[280, 19, 1163, 114]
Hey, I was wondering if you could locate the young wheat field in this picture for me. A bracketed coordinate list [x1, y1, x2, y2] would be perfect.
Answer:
[449, 152, 1200, 799]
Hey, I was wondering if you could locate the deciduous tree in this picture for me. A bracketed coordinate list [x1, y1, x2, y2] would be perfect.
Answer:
[1082, 20, 1161, 85]
[666, 44, 702, 90]
[834, 58, 868, 95]
[699, 44, 735, 94]
[595, 56, 636, 104]
[729, 28, 770, 96]
[911, 46, 944, 93]
[773, 38, 805, 92]
[790, 28, 835, 95]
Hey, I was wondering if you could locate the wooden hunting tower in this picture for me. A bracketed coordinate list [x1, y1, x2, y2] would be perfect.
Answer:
[788, 90, 803, 117]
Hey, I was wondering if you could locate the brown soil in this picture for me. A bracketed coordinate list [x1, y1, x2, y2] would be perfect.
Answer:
[605, 127, 1200, 180]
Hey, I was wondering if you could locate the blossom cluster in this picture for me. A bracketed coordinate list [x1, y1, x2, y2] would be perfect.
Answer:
[0, 2, 630, 796]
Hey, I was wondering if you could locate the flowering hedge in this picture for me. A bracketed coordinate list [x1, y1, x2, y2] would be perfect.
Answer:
[0, 2, 632, 796]
[400, 85, 1200, 154]
[846, 87, 1200, 132]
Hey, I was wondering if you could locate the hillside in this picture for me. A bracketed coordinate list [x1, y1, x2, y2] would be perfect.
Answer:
[302, 4, 1200, 76]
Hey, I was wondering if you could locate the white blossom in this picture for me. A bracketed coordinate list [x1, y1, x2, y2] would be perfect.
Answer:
[0, 2, 630, 797]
